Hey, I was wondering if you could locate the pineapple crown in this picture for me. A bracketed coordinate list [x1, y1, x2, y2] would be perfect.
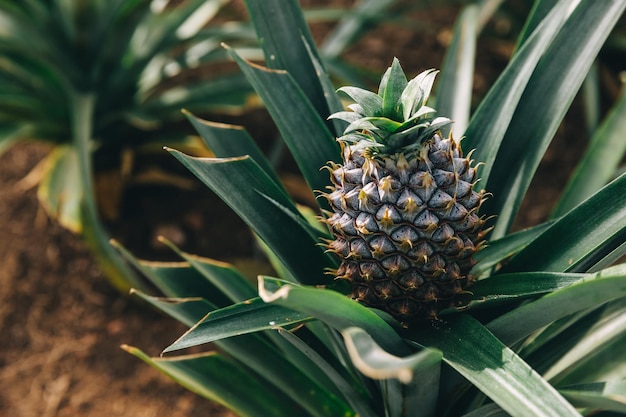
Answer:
[330, 58, 452, 154]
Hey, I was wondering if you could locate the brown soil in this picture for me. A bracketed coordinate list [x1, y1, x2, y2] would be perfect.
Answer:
[0, 143, 234, 417]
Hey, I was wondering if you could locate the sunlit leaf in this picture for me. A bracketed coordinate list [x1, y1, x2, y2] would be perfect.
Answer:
[259, 276, 409, 356]
[487, 264, 626, 346]
[408, 315, 581, 417]
[483, 0, 626, 237]
[164, 297, 310, 352]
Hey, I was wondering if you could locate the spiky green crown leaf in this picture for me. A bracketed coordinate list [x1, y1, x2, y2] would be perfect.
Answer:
[330, 58, 452, 154]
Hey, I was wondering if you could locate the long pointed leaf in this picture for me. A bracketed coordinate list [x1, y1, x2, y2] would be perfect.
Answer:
[499, 173, 626, 274]
[225, 46, 340, 197]
[436, 5, 477, 138]
[259, 276, 410, 356]
[164, 297, 309, 352]
[183, 110, 286, 192]
[158, 237, 257, 303]
[463, 0, 572, 190]
[278, 328, 378, 417]
[484, 0, 626, 237]
[487, 264, 626, 346]
[408, 314, 581, 417]
[131, 290, 215, 327]
[461, 271, 584, 311]
[543, 301, 626, 384]
[560, 381, 626, 413]
[123, 346, 306, 417]
[167, 149, 336, 285]
[552, 84, 626, 217]
[471, 220, 556, 276]
[243, 0, 332, 120]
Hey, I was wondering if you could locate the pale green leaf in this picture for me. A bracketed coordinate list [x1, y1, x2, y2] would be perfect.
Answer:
[436, 4, 477, 138]
[37, 145, 82, 233]
[337, 86, 383, 117]
[342, 327, 441, 384]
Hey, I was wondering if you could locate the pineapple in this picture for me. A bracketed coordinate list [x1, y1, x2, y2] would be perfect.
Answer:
[325, 59, 489, 322]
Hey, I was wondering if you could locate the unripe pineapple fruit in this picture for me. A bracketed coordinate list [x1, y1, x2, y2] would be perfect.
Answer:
[324, 59, 489, 322]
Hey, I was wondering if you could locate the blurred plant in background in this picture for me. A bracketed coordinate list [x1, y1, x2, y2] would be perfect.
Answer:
[0, 0, 262, 291]
[118, 0, 626, 416]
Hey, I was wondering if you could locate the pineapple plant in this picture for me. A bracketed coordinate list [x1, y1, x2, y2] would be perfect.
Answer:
[325, 62, 488, 322]
[119, 0, 626, 416]
[0, 0, 258, 292]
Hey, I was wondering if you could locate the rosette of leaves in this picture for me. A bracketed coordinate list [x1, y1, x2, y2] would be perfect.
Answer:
[121, 1, 626, 416]
[0, 0, 258, 291]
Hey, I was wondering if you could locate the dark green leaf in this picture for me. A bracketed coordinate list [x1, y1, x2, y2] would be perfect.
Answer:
[461, 403, 508, 417]
[543, 301, 626, 385]
[487, 264, 626, 346]
[160, 298, 354, 417]
[183, 110, 284, 189]
[226, 47, 340, 196]
[123, 346, 307, 417]
[112, 241, 229, 303]
[131, 290, 214, 327]
[167, 149, 336, 285]
[471, 220, 556, 276]
[464, 0, 570, 193]
[278, 328, 378, 417]
[560, 381, 626, 414]
[552, 84, 626, 217]
[499, 173, 626, 274]
[158, 237, 257, 303]
[483, 0, 626, 237]
[164, 297, 310, 352]
[244, 0, 333, 120]
[514, 0, 558, 51]
[462, 271, 584, 310]
[408, 314, 581, 417]
[259, 276, 410, 356]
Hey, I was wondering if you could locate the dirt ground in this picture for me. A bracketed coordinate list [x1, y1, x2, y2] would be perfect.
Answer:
[0, 143, 235, 417]
[0, 1, 611, 416]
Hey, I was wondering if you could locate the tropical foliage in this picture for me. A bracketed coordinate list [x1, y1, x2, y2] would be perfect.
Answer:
[120, 0, 626, 416]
